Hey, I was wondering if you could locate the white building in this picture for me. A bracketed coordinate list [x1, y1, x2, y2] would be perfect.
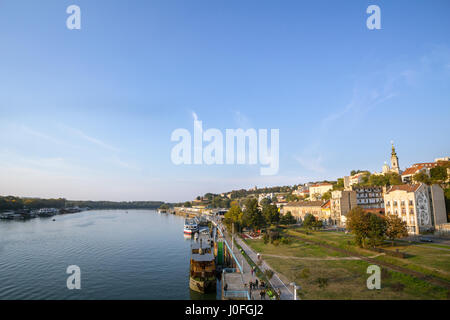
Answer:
[384, 184, 447, 234]
[343, 172, 368, 189]
[258, 193, 274, 205]
[309, 183, 333, 201]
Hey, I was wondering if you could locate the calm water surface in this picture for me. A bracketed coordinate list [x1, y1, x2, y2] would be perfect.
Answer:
[0, 209, 218, 299]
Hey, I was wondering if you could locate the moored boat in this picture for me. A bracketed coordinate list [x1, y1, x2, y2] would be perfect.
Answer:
[189, 234, 216, 293]
[184, 218, 199, 234]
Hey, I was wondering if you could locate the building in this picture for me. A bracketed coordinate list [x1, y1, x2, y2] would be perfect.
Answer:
[292, 186, 309, 198]
[309, 183, 333, 201]
[343, 172, 368, 190]
[258, 193, 274, 205]
[384, 184, 447, 234]
[321, 200, 332, 225]
[374, 143, 403, 175]
[402, 158, 450, 183]
[353, 186, 384, 209]
[282, 201, 324, 222]
[401, 162, 436, 183]
[390, 143, 401, 174]
[330, 190, 357, 226]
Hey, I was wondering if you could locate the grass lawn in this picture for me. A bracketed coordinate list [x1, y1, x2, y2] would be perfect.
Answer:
[287, 228, 450, 282]
[248, 238, 348, 259]
[245, 230, 450, 300]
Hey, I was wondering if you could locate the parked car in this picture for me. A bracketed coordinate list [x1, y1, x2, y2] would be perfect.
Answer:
[419, 237, 433, 243]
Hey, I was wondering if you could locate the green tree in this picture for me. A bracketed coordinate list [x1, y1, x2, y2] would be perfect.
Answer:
[262, 204, 280, 226]
[386, 215, 409, 246]
[367, 213, 387, 247]
[430, 166, 448, 183]
[303, 213, 317, 230]
[413, 171, 432, 185]
[347, 207, 387, 247]
[259, 197, 272, 206]
[333, 178, 344, 190]
[224, 205, 243, 224]
[280, 211, 296, 225]
[242, 198, 265, 231]
[184, 201, 192, 208]
[386, 172, 403, 186]
[321, 191, 332, 201]
[346, 207, 371, 247]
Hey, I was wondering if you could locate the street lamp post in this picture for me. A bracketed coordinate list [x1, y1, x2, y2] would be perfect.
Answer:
[290, 282, 301, 300]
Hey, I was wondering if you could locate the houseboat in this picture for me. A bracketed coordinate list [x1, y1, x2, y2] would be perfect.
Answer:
[37, 208, 59, 217]
[189, 235, 216, 293]
[184, 218, 199, 234]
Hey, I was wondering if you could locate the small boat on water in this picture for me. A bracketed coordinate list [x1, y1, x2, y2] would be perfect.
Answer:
[184, 218, 199, 234]
[189, 234, 216, 294]
[37, 208, 59, 217]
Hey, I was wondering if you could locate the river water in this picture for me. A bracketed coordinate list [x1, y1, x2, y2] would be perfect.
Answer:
[0, 209, 218, 300]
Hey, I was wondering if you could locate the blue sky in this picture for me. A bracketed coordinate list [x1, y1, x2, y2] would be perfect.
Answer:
[0, 0, 449, 202]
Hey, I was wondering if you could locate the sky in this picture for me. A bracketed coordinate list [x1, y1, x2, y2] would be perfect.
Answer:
[0, 0, 449, 202]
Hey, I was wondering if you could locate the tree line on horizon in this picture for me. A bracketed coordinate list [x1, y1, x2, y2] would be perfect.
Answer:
[0, 196, 164, 211]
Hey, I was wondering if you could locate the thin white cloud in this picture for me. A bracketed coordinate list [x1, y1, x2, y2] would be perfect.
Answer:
[60, 125, 120, 152]
[295, 155, 325, 174]
[233, 111, 252, 129]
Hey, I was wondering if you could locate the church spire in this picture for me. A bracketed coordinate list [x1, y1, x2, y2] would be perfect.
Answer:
[390, 141, 399, 173]
[391, 142, 397, 156]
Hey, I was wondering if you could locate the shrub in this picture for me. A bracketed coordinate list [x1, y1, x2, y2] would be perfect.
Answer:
[390, 282, 405, 292]
[263, 233, 270, 244]
[269, 230, 280, 243]
[299, 268, 310, 279]
[316, 277, 329, 289]
[264, 269, 274, 280]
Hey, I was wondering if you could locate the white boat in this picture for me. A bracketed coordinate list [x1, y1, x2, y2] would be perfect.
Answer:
[184, 218, 199, 234]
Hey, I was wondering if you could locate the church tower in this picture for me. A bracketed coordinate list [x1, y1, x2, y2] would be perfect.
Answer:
[390, 143, 400, 174]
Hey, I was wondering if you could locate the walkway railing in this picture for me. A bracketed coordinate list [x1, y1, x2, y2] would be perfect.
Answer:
[215, 223, 244, 273]
[223, 290, 250, 300]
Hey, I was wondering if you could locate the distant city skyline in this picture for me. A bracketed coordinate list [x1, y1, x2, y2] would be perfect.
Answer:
[1, 1, 449, 202]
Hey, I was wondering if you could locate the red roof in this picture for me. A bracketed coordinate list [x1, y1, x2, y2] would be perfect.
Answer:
[402, 162, 437, 176]
[310, 183, 333, 187]
[321, 200, 331, 209]
[386, 184, 421, 193]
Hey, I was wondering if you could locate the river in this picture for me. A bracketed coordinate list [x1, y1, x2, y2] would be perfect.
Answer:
[0, 209, 218, 300]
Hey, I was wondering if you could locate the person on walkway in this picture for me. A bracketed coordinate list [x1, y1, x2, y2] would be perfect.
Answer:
[277, 288, 281, 300]
[260, 289, 265, 300]
[251, 267, 254, 277]
[255, 279, 259, 289]
[224, 283, 228, 292]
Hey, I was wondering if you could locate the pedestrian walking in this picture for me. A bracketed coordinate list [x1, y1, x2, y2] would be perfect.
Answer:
[255, 279, 259, 288]
[260, 289, 265, 300]
[251, 267, 254, 277]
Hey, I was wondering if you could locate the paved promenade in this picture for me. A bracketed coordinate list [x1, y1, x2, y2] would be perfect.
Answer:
[214, 219, 294, 300]
[234, 235, 295, 300]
